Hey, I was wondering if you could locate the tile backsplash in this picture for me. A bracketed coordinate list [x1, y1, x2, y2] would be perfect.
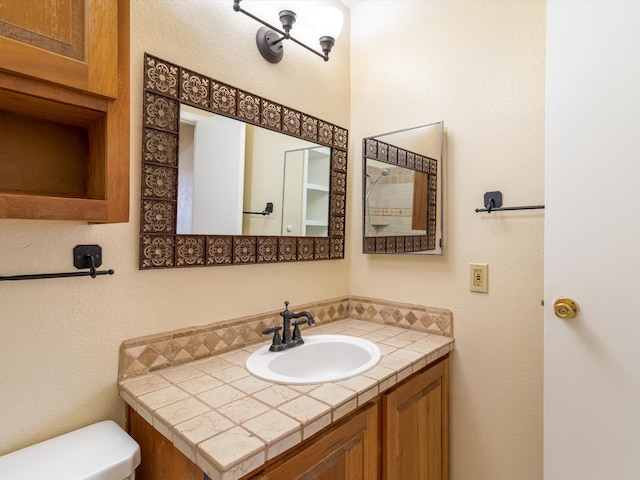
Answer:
[119, 296, 452, 380]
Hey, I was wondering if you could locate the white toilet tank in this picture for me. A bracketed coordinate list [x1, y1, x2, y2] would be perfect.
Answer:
[0, 420, 141, 480]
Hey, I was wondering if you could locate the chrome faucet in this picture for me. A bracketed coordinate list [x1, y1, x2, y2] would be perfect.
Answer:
[262, 301, 316, 352]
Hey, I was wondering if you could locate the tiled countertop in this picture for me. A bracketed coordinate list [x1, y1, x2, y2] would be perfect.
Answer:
[118, 318, 454, 480]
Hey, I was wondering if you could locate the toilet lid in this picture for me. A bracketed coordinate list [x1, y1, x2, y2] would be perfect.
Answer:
[0, 420, 141, 480]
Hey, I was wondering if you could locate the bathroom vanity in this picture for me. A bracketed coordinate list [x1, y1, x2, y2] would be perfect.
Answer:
[125, 354, 448, 480]
[118, 297, 453, 480]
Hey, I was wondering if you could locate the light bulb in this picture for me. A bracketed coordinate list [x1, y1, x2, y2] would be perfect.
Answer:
[316, 6, 343, 41]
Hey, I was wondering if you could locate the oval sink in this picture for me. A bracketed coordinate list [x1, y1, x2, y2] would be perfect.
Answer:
[246, 334, 381, 385]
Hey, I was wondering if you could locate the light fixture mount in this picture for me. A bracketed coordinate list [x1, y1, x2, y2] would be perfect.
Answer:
[233, 0, 341, 63]
[256, 26, 285, 63]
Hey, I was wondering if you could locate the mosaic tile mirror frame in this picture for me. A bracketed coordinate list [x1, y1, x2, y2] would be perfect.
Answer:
[362, 121, 444, 255]
[139, 53, 348, 268]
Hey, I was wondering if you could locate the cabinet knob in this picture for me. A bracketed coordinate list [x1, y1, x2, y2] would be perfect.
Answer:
[553, 297, 580, 319]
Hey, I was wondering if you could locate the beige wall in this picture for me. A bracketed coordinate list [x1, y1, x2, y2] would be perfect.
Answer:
[350, 2, 545, 479]
[0, 0, 350, 455]
[0, 2, 545, 479]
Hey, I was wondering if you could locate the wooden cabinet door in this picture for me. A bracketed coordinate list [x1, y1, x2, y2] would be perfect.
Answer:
[0, 0, 118, 98]
[252, 403, 379, 480]
[383, 357, 450, 480]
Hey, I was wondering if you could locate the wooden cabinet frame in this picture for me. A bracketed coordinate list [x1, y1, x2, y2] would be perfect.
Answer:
[0, 0, 129, 223]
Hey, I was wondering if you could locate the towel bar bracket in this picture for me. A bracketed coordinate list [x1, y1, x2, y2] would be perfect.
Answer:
[74, 245, 102, 269]
[484, 191, 503, 210]
[475, 190, 544, 213]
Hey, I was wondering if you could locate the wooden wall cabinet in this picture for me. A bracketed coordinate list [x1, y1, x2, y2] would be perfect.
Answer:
[126, 357, 450, 480]
[0, 0, 130, 223]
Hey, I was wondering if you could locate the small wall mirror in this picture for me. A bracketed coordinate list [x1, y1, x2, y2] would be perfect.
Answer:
[362, 121, 444, 255]
[139, 53, 348, 268]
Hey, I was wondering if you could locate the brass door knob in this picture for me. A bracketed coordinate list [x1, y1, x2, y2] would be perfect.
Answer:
[553, 297, 580, 319]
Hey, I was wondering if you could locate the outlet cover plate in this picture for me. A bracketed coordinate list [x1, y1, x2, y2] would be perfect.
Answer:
[470, 263, 488, 293]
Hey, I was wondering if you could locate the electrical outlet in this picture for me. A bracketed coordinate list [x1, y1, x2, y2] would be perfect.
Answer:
[470, 263, 488, 293]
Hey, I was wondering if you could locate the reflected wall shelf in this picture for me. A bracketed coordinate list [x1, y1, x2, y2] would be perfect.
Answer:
[302, 147, 331, 236]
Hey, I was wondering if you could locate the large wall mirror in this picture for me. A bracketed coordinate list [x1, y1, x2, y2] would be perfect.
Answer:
[139, 54, 348, 268]
[362, 121, 444, 255]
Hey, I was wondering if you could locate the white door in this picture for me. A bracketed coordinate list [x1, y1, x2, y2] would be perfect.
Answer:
[544, 2, 640, 478]
[192, 115, 246, 235]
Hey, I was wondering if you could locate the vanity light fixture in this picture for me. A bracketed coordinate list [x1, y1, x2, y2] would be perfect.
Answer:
[233, 0, 343, 63]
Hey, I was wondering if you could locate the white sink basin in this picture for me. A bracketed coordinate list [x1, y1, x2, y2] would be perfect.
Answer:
[245, 334, 381, 385]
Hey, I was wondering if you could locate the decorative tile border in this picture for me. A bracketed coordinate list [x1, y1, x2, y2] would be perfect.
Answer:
[348, 296, 452, 337]
[365, 138, 434, 175]
[363, 234, 433, 254]
[118, 296, 453, 380]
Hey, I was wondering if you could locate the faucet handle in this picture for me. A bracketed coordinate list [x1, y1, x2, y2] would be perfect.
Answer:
[262, 325, 282, 335]
[262, 326, 283, 349]
[292, 317, 313, 342]
[262, 325, 283, 335]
